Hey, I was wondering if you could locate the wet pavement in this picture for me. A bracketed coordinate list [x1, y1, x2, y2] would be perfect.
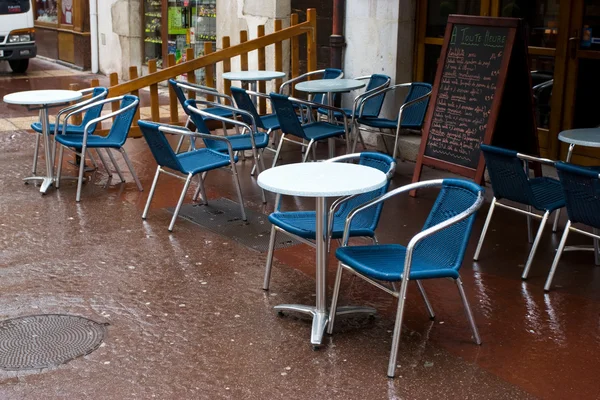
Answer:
[0, 59, 599, 399]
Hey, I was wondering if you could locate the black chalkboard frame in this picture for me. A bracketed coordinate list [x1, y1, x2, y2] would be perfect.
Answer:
[412, 15, 534, 189]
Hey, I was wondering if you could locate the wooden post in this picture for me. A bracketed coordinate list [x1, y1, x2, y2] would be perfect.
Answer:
[168, 53, 179, 124]
[240, 30, 248, 72]
[222, 36, 232, 96]
[204, 42, 215, 102]
[129, 66, 142, 131]
[306, 8, 317, 74]
[290, 13, 299, 97]
[109, 72, 119, 119]
[257, 25, 266, 114]
[148, 59, 160, 122]
[274, 20, 283, 91]
[90, 78, 99, 88]
[186, 47, 196, 100]
[68, 83, 82, 126]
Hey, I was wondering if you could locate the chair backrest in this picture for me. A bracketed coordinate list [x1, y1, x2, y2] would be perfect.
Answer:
[414, 179, 483, 271]
[80, 87, 109, 132]
[138, 120, 184, 172]
[399, 82, 432, 128]
[183, 99, 225, 151]
[359, 74, 391, 118]
[230, 86, 264, 129]
[312, 68, 343, 105]
[334, 152, 395, 231]
[480, 144, 537, 206]
[105, 95, 139, 146]
[168, 79, 193, 116]
[269, 93, 307, 140]
[556, 162, 600, 228]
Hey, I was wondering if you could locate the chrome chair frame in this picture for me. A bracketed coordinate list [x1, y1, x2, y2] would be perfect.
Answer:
[172, 80, 238, 153]
[142, 123, 247, 232]
[474, 153, 561, 280]
[55, 96, 142, 202]
[271, 96, 351, 167]
[351, 83, 432, 159]
[327, 179, 484, 378]
[262, 153, 397, 291]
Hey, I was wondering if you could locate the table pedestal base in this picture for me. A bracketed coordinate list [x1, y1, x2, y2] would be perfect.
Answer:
[274, 304, 377, 346]
[23, 176, 54, 193]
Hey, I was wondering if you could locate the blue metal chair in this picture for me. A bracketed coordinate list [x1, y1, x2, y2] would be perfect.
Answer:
[55, 95, 142, 202]
[545, 162, 600, 291]
[29, 87, 108, 175]
[279, 68, 344, 106]
[168, 79, 238, 153]
[352, 82, 432, 159]
[184, 99, 268, 194]
[139, 119, 247, 232]
[474, 144, 565, 280]
[269, 93, 349, 166]
[328, 178, 484, 378]
[262, 152, 396, 290]
[230, 86, 280, 135]
[315, 74, 391, 120]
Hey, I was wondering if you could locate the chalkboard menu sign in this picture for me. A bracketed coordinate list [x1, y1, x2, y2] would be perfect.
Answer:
[412, 15, 539, 188]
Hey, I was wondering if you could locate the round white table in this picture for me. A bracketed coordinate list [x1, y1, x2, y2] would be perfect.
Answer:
[257, 162, 387, 346]
[222, 70, 285, 105]
[295, 79, 366, 158]
[4, 90, 83, 193]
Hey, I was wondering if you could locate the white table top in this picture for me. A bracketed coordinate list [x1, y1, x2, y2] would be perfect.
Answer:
[3, 90, 82, 106]
[295, 79, 366, 94]
[222, 70, 286, 81]
[257, 162, 387, 197]
[558, 128, 600, 148]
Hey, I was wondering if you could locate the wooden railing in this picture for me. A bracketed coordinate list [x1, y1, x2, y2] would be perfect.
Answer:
[87, 8, 317, 138]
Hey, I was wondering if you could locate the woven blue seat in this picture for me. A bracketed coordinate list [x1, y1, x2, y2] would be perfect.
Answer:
[269, 93, 349, 166]
[328, 178, 484, 378]
[352, 82, 432, 159]
[262, 152, 396, 291]
[139, 119, 247, 232]
[474, 144, 565, 280]
[545, 162, 600, 291]
[55, 95, 142, 202]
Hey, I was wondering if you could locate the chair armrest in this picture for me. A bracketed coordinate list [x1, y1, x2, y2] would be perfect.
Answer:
[54, 91, 108, 135]
[288, 96, 349, 128]
[245, 90, 273, 105]
[392, 90, 432, 131]
[340, 179, 445, 246]
[517, 153, 556, 166]
[189, 100, 258, 133]
[159, 124, 236, 157]
[62, 96, 134, 136]
[176, 81, 233, 106]
[351, 78, 391, 120]
[356, 83, 413, 118]
[279, 69, 327, 94]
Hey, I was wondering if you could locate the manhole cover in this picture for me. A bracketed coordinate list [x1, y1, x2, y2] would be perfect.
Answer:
[0, 314, 108, 370]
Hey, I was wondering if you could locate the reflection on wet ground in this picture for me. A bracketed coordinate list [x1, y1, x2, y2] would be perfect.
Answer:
[0, 59, 599, 399]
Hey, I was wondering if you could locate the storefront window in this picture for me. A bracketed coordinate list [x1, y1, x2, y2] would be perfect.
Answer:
[144, 0, 163, 67]
[426, 0, 481, 37]
[36, 0, 58, 23]
[61, 0, 73, 25]
[500, 1, 559, 48]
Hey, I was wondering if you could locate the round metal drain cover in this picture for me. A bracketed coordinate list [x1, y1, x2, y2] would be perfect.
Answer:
[0, 314, 108, 370]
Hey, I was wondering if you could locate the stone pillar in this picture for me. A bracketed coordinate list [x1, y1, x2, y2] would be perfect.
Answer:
[98, 0, 142, 78]
[343, 0, 416, 146]
[216, 0, 291, 93]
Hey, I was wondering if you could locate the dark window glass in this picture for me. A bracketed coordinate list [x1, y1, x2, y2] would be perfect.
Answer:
[35, 0, 57, 22]
[426, 0, 481, 37]
[0, 0, 31, 15]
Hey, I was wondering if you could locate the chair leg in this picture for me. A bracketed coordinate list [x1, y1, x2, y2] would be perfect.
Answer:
[372, 234, 379, 245]
[473, 197, 497, 260]
[526, 206, 533, 244]
[120, 148, 143, 191]
[387, 278, 410, 378]
[392, 129, 400, 160]
[142, 166, 161, 220]
[263, 225, 278, 290]
[552, 209, 561, 233]
[522, 210, 550, 280]
[107, 148, 125, 183]
[169, 173, 193, 232]
[594, 228, 600, 266]
[87, 149, 98, 169]
[416, 280, 435, 320]
[326, 262, 345, 335]
[175, 134, 186, 154]
[75, 145, 87, 202]
[31, 132, 41, 175]
[544, 220, 571, 291]
[455, 277, 482, 345]
[95, 148, 112, 178]
[303, 140, 315, 163]
[271, 134, 285, 168]
[230, 161, 247, 221]
[192, 172, 208, 204]
[55, 144, 65, 189]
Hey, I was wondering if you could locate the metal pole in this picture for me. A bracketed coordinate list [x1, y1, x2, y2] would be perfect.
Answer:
[330, 0, 345, 70]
